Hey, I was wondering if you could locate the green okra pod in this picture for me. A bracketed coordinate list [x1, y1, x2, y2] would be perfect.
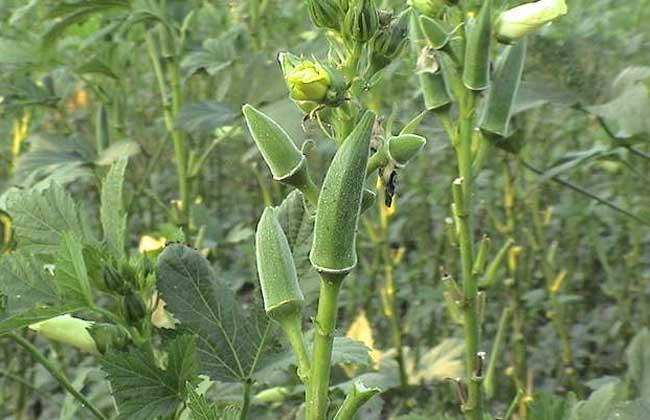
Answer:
[462, 0, 492, 91]
[310, 111, 376, 273]
[419, 15, 450, 50]
[243, 104, 305, 181]
[255, 207, 304, 321]
[387, 134, 427, 167]
[479, 40, 527, 138]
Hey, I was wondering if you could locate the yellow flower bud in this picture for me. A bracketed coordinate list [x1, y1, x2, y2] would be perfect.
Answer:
[29, 315, 98, 354]
[286, 61, 331, 102]
[496, 0, 568, 43]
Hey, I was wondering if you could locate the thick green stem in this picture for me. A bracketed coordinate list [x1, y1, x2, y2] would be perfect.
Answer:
[239, 380, 252, 420]
[305, 272, 345, 420]
[453, 88, 483, 420]
[9, 333, 108, 420]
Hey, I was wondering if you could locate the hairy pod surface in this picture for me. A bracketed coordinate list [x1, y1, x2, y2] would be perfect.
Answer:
[419, 15, 449, 50]
[255, 207, 304, 321]
[243, 105, 305, 180]
[387, 134, 427, 166]
[479, 40, 527, 138]
[463, 0, 492, 91]
[310, 111, 376, 273]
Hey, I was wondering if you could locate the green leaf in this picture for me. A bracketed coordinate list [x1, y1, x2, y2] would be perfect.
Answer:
[55, 233, 94, 305]
[585, 66, 650, 139]
[254, 335, 371, 383]
[156, 244, 273, 383]
[101, 335, 198, 420]
[570, 381, 626, 420]
[6, 183, 94, 254]
[0, 252, 79, 335]
[275, 191, 319, 303]
[101, 158, 128, 259]
[174, 101, 237, 135]
[529, 392, 575, 420]
[606, 400, 650, 420]
[95, 141, 141, 166]
[186, 384, 219, 420]
[625, 328, 650, 401]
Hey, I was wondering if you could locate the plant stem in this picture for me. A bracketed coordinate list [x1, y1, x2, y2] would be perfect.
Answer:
[9, 333, 108, 420]
[279, 316, 311, 383]
[145, 30, 190, 232]
[453, 87, 483, 420]
[239, 380, 252, 420]
[332, 385, 380, 420]
[305, 272, 345, 420]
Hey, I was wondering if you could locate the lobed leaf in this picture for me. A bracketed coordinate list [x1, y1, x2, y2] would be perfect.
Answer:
[156, 244, 273, 383]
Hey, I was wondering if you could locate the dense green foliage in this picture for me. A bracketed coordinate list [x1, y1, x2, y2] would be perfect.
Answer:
[0, 1, 648, 419]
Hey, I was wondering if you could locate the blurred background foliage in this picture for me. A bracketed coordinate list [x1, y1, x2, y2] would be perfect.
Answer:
[0, 0, 648, 419]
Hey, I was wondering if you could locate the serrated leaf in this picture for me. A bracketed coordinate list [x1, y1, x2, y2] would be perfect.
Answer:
[102, 335, 198, 420]
[6, 183, 93, 254]
[101, 158, 128, 259]
[186, 384, 219, 420]
[54, 232, 94, 305]
[174, 101, 237, 135]
[625, 328, 650, 401]
[156, 244, 273, 383]
[95, 141, 141, 166]
[275, 191, 319, 302]
[0, 252, 80, 335]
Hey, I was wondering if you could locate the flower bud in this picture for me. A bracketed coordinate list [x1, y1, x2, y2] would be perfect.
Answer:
[29, 315, 98, 354]
[89, 323, 129, 354]
[387, 134, 427, 167]
[371, 10, 409, 61]
[255, 207, 304, 321]
[102, 265, 125, 293]
[344, 0, 379, 42]
[307, 0, 343, 30]
[123, 291, 147, 324]
[243, 104, 305, 180]
[310, 111, 375, 274]
[496, 0, 567, 43]
[279, 53, 347, 105]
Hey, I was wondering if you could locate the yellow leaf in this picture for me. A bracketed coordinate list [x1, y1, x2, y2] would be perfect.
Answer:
[346, 311, 382, 368]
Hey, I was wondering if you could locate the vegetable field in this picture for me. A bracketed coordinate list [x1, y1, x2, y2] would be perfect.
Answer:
[0, 1, 649, 419]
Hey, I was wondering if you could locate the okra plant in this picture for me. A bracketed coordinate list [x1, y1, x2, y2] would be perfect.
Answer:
[244, 0, 428, 418]
[409, 0, 566, 419]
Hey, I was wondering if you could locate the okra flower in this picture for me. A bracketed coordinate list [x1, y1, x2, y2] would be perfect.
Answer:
[286, 60, 331, 102]
[496, 0, 568, 43]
